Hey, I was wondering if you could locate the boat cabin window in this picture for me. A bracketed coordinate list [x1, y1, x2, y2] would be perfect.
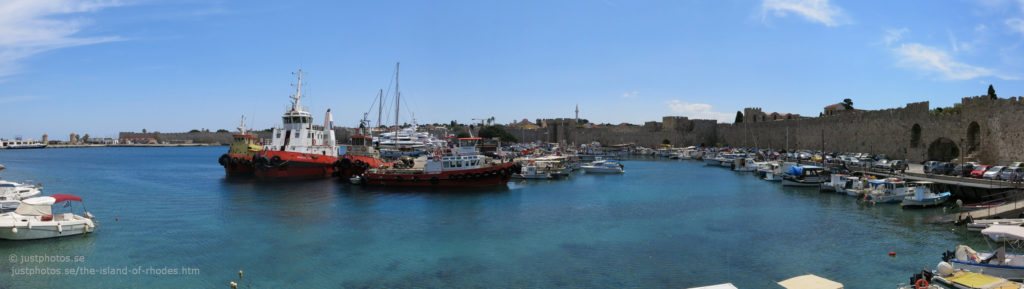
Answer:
[295, 132, 300, 138]
[458, 139, 479, 147]
[283, 117, 292, 124]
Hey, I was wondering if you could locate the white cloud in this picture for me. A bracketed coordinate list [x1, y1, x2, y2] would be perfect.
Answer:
[665, 100, 734, 123]
[0, 0, 123, 78]
[761, 0, 845, 27]
[1007, 18, 1024, 35]
[620, 91, 638, 99]
[883, 28, 908, 46]
[892, 43, 1017, 80]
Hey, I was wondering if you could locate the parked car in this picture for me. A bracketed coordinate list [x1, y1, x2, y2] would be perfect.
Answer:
[984, 166, 1006, 180]
[971, 165, 992, 178]
[931, 162, 954, 175]
[1009, 162, 1024, 168]
[1001, 167, 1023, 181]
[873, 159, 891, 170]
[890, 160, 908, 171]
[924, 161, 939, 173]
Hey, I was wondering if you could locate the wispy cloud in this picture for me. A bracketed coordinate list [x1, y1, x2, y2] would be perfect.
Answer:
[761, 0, 846, 27]
[0, 0, 123, 78]
[892, 43, 1016, 80]
[620, 91, 638, 99]
[883, 28, 908, 46]
[666, 100, 734, 123]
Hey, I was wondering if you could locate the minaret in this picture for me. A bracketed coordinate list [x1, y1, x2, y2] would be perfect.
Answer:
[574, 104, 579, 123]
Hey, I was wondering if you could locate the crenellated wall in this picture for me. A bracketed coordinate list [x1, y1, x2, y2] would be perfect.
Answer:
[717, 97, 1024, 164]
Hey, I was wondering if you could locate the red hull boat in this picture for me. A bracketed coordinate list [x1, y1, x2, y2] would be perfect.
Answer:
[252, 70, 339, 179]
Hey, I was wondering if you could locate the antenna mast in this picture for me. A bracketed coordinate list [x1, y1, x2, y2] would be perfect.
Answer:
[291, 70, 305, 112]
[394, 62, 400, 136]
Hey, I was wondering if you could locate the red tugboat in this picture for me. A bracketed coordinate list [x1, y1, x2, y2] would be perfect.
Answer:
[334, 134, 390, 179]
[253, 70, 339, 179]
[218, 115, 263, 175]
[360, 137, 518, 186]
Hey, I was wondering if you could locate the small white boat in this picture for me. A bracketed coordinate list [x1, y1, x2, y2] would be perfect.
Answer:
[0, 180, 42, 202]
[901, 181, 951, 207]
[512, 164, 552, 180]
[581, 159, 625, 174]
[732, 158, 757, 172]
[863, 178, 913, 204]
[944, 242, 1024, 281]
[0, 194, 97, 240]
[777, 274, 843, 289]
[687, 283, 738, 289]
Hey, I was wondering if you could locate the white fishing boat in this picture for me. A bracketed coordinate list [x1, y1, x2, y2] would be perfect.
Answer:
[902, 181, 951, 207]
[732, 158, 758, 172]
[0, 194, 96, 240]
[821, 174, 846, 193]
[512, 163, 552, 180]
[863, 178, 913, 204]
[781, 165, 828, 187]
[841, 176, 865, 196]
[581, 159, 625, 174]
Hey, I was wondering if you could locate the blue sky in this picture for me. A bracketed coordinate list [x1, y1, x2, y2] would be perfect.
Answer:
[2, 0, 1024, 140]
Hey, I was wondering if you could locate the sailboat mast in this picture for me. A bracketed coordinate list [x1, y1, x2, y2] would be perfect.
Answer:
[377, 89, 383, 130]
[394, 62, 400, 136]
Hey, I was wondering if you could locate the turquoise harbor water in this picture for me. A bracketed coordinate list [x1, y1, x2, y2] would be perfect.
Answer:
[0, 147, 993, 288]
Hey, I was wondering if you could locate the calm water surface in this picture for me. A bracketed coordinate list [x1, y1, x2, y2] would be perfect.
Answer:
[0, 147, 990, 288]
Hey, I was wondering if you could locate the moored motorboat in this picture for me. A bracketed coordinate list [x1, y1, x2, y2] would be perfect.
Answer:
[334, 135, 390, 180]
[933, 261, 1024, 289]
[0, 194, 96, 240]
[781, 165, 828, 187]
[512, 162, 552, 180]
[253, 70, 339, 179]
[864, 178, 913, 204]
[362, 137, 517, 187]
[0, 180, 42, 201]
[943, 242, 1024, 281]
[901, 181, 951, 208]
[777, 274, 844, 289]
[581, 158, 625, 174]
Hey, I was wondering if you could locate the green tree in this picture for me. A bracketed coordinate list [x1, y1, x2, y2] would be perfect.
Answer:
[142, 128, 147, 133]
[216, 129, 229, 133]
[81, 134, 90, 143]
[662, 139, 670, 145]
[734, 111, 744, 123]
[478, 125, 518, 142]
[842, 98, 853, 109]
[988, 84, 997, 99]
[189, 129, 200, 133]
[455, 130, 470, 138]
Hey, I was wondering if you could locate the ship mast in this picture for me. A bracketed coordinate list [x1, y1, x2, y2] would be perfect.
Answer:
[393, 62, 400, 139]
[291, 70, 305, 112]
[237, 115, 246, 134]
[377, 88, 383, 131]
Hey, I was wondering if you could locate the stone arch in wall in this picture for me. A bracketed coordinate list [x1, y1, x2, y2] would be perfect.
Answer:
[967, 121, 980, 154]
[910, 124, 922, 147]
[927, 137, 959, 162]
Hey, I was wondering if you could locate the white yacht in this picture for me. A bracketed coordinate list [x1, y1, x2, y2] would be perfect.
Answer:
[581, 159, 625, 174]
[0, 194, 96, 240]
[0, 180, 42, 202]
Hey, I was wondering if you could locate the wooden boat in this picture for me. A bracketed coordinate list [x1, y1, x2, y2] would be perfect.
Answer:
[943, 242, 1024, 281]
[781, 166, 828, 187]
[902, 181, 951, 208]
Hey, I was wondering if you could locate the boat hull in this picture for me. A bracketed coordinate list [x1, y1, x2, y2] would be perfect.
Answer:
[950, 260, 1024, 281]
[334, 155, 388, 179]
[364, 162, 516, 187]
[253, 151, 337, 179]
[0, 222, 95, 240]
[902, 195, 951, 207]
[219, 153, 255, 175]
[781, 179, 823, 187]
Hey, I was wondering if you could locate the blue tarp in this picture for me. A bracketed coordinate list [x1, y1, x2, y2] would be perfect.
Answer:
[786, 166, 803, 176]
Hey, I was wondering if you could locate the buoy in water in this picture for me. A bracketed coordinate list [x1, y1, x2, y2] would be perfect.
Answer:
[889, 251, 896, 256]
[115, 217, 118, 222]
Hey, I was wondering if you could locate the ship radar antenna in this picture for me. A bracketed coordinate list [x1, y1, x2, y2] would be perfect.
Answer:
[237, 115, 247, 133]
[290, 70, 306, 112]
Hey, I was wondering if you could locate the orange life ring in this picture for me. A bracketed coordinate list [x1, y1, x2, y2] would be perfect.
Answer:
[915, 278, 929, 289]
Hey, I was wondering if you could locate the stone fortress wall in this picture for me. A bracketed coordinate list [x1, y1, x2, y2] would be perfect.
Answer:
[717, 96, 1024, 164]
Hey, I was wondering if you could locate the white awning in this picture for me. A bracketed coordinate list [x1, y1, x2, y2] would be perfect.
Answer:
[982, 225, 1024, 241]
[777, 274, 844, 289]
